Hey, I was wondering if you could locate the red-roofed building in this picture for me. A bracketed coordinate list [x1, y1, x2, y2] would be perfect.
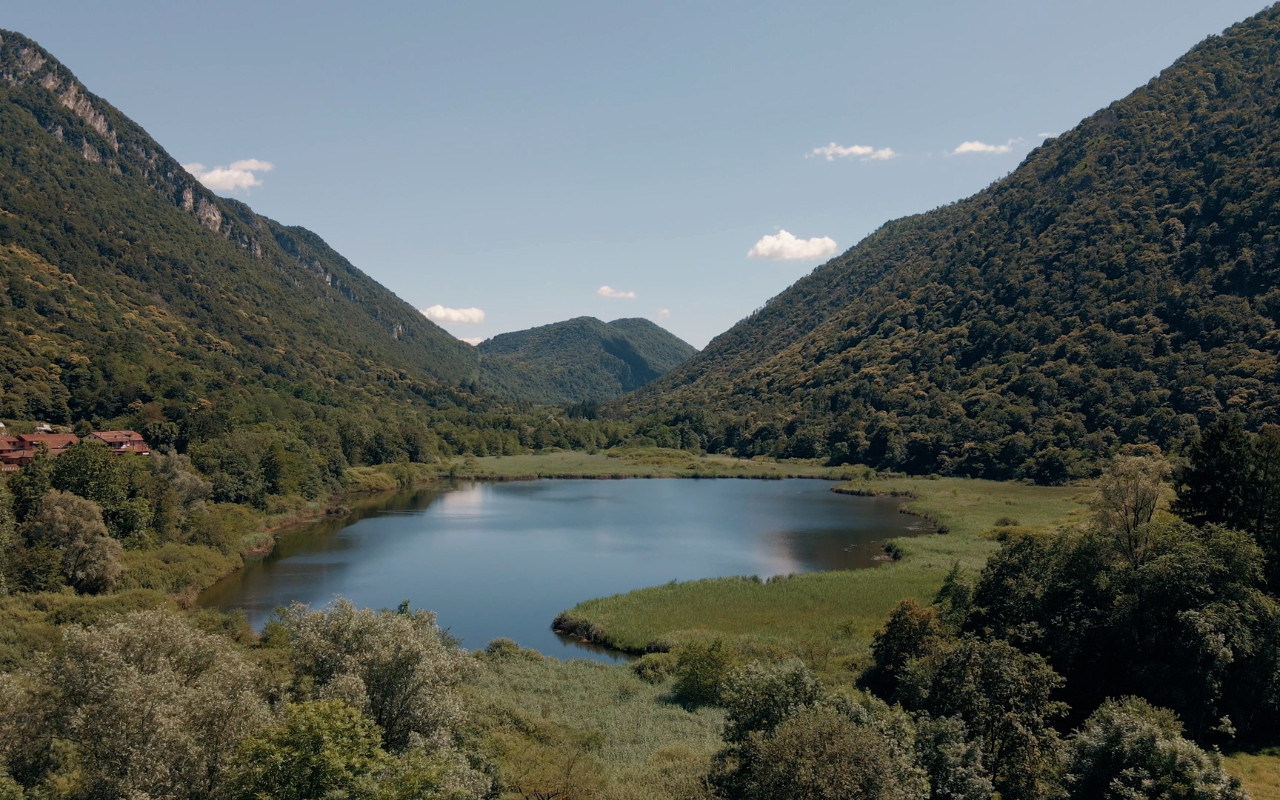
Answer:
[88, 430, 151, 456]
[15, 433, 80, 455]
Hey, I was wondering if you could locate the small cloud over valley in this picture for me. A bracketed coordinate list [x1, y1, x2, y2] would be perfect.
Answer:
[656, 308, 671, 321]
[951, 139, 1022, 155]
[182, 159, 274, 191]
[422, 305, 486, 324]
[807, 142, 897, 162]
[460, 337, 486, 346]
[747, 230, 838, 261]
[598, 286, 636, 299]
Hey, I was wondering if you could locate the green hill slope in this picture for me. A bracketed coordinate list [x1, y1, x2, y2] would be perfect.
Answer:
[478, 317, 696, 404]
[627, 5, 1280, 483]
[0, 29, 485, 427]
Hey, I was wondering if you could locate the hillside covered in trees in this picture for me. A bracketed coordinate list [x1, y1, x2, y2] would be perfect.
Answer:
[627, 5, 1280, 483]
[0, 30, 489, 421]
[477, 317, 696, 404]
[0, 29, 716, 502]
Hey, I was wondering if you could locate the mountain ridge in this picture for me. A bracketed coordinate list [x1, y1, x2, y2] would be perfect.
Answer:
[0, 27, 486, 417]
[625, 4, 1280, 482]
[478, 316, 696, 404]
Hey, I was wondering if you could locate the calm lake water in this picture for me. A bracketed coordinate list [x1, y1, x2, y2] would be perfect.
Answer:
[199, 479, 922, 661]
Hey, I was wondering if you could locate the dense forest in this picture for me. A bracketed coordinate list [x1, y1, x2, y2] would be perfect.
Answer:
[626, 4, 1280, 483]
[477, 317, 697, 405]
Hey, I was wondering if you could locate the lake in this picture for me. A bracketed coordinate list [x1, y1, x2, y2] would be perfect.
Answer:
[198, 478, 922, 661]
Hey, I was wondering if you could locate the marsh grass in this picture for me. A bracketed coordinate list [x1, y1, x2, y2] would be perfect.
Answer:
[1223, 746, 1280, 800]
[462, 449, 854, 480]
[555, 477, 1089, 662]
[468, 652, 723, 799]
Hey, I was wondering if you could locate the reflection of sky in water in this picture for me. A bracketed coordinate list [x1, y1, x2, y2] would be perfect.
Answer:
[199, 480, 919, 663]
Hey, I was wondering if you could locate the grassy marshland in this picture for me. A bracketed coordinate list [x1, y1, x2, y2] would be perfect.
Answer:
[554, 477, 1090, 662]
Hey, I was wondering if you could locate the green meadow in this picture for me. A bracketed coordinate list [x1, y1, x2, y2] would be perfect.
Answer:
[554, 477, 1090, 663]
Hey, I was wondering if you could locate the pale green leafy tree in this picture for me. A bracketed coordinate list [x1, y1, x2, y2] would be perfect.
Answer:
[282, 598, 476, 752]
[0, 609, 270, 800]
[1091, 456, 1172, 568]
[1065, 697, 1247, 800]
[19, 490, 123, 594]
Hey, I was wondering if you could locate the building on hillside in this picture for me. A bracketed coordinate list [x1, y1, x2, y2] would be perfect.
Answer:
[87, 430, 151, 456]
[0, 433, 80, 466]
[0, 430, 152, 469]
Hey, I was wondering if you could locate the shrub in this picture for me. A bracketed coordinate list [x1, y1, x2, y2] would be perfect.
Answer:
[282, 598, 475, 751]
[229, 700, 385, 800]
[672, 639, 734, 707]
[0, 609, 269, 799]
[718, 706, 928, 800]
[1065, 697, 1246, 800]
[20, 491, 123, 594]
[720, 660, 824, 744]
[631, 652, 678, 684]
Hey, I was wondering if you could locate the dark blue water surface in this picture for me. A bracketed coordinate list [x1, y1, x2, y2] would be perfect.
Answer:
[198, 479, 919, 661]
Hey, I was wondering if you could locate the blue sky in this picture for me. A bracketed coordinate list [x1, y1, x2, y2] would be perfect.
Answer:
[7, 1, 1268, 347]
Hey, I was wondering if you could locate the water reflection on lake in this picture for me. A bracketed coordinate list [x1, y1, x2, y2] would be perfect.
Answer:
[198, 479, 921, 662]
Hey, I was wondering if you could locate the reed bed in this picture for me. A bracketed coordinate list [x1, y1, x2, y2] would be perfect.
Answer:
[468, 651, 724, 800]
[555, 477, 1090, 659]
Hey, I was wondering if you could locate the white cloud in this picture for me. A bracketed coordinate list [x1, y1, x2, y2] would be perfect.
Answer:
[747, 230, 838, 261]
[1038, 132, 1055, 138]
[598, 286, 636, 299]
[460, 337, 485, 346]
[951, 138, 1022, 155]
[656, 308, 671, 321]
[422, 305, 485, 324]
[807, 142, 897, 162]
[182, 159, 274, 191]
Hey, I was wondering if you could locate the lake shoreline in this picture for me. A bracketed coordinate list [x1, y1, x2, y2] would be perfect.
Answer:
[548, 477, 1089, 659]
[198, 478, 916, 660]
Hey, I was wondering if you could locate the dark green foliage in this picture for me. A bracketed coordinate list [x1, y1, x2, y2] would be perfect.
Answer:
[861, 598, 947, 702]
[477, 317, 697, 404]
[1064, 697, 1247, 800]
[0, 482, 12, 596]
[628, 6, 1280, 480]
[913, 715, 993, 800]
[6, 453, 50, 525]
[900, 637, 1066, 800]
[714, 705, 928, 800]
[1175, 413, 1280, 585]
[671, 638, 734, 707]
[719, 660, 824, 744]
[966, 522, 1280, 740]
[230, 700, 385, 800]
[20, 491, 123, 594]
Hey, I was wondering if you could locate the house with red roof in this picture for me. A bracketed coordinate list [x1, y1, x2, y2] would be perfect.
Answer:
[87, 430, 151, 456]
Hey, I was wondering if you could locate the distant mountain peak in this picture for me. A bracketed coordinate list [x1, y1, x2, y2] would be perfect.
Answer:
[478, 317, 696, 404]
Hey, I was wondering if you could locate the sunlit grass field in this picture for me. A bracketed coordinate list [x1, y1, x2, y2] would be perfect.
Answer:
[555, 477, 1091, 660]
[1224, 747, 1280, 800]
[463, 448, 853, 479]
[468, 651, 724, 800]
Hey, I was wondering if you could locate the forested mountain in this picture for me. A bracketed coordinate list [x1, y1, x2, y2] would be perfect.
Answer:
[477, 317, 696, 404]
[625, 4, 1280, 483]
[0, 29, 486, 428]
